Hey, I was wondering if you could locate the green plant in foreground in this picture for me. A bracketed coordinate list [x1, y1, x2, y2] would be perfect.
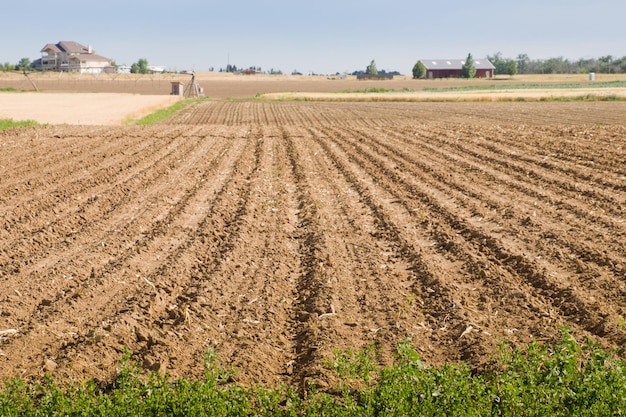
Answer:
[1, 329, 625, 416]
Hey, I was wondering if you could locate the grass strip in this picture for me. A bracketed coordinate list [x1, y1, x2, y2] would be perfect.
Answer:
[126, 98, 206, 125]
[422, 80, 626, 92]
[334, 81, 626, 95]
[1, 329, 624, 416]
[337, 87, 414, 94]
[0, 118, 39, 130]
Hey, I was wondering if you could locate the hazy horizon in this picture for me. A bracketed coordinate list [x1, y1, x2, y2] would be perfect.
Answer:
[3, 0, 625, 74]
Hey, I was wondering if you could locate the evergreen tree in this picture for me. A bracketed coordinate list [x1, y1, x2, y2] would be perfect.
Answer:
[365, 60, 378, 75]
[461, 53, 476, 78]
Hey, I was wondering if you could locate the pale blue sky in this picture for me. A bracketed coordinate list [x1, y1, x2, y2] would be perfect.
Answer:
[3, 0, 625, 74]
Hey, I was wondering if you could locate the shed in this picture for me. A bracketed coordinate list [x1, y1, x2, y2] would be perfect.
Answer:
[171, 82, 184, 96]
[419, 59, 495, 78]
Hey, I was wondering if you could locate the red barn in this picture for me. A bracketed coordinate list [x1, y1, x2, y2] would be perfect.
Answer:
[419, 58, 495, 78]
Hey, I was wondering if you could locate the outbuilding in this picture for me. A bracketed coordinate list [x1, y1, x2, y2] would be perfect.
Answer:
[418, 58, 495, 78]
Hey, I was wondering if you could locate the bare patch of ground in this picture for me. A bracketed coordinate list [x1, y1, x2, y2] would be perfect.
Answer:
[0, 92, 182, 125]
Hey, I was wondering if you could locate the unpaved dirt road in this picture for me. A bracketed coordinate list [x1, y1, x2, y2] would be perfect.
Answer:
[1, 101, 625, 390]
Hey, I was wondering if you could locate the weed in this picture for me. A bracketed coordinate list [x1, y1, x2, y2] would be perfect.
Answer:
[2, 331, 625, 415]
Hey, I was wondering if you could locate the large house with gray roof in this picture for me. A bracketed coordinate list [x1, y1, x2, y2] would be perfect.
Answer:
[32, 41, 113, 73]
[418, 58, 495, 78]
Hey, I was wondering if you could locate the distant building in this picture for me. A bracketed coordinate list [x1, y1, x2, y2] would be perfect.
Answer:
[418, 59, 495, 78]
[32, 41, 113, 73]
[116, 65, 132, 74]
[147, 66, 166, 73]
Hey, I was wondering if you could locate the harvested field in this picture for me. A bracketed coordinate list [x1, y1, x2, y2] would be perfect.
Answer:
[0, 92, 181, 125]
[1, 100, 625, 390]
[2, 71, 626, 98]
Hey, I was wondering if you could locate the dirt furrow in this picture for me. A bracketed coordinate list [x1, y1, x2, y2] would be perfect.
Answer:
[365, 123, 626, 280]
[376, 123, 625, 277]
[0, 125, 132, 187]
[288, 126, 442, 370]
[0, 127, 206, 303]
[408, 125, 626, 276]
[0, 128, 250, 380]
[324, 124, 625, 347]
[109, 127, 265, 382]
[319, 125, 584, 345]
[280, 128, 340, 390]
[384, 125, 626, 313]
[0, 125, 192, 245]
[469, 125, 626, 181]
[439, 125, 626, 210]
[113, 126, 301, 386]
[305, 126, 498, 366]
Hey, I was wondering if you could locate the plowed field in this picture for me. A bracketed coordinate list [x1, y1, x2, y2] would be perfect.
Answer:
[1, 101, 625, 390]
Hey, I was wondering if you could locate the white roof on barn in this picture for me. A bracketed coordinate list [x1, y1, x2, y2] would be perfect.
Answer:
[420, 59, 495, 70]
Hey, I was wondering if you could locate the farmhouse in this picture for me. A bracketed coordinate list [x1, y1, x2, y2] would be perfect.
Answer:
[32, 41, 113, 74]
[418, 58, 495, 78]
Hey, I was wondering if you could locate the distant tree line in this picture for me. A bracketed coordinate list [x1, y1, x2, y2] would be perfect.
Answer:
[412, 52, 626, 79]
[218, 65, 283, 75]
[352, 60, 401, 77]
[487, 52, 626, 75]
[3, 52, 626, 76]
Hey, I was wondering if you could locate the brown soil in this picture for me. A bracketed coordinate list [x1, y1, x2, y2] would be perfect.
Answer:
[0, 92, 181, 125]
[1, 101, 625, 391]
[2, 71, 625, 98]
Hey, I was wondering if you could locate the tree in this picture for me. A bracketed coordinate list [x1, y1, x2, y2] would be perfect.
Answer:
[598, 55, 614, 73]
[461, 53, 476, 78]
[487, 52, 507, 74]
[365, 60, 378, 75]
[17, 57, 31, 71]
[131, 58, 149, 74]
[541, 56, 569, 74]
[505, 60, 518, 76]
[412, 61, 427, 79]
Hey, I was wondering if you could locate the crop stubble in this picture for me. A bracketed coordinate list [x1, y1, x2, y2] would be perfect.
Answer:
[1, 101, 625, 389]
